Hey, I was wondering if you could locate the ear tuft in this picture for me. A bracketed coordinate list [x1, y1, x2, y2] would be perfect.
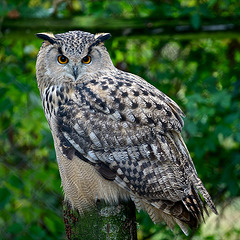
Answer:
[88, 33, 111, 53]
[36, 32, 56, 44]
[94, 33, 111, 42]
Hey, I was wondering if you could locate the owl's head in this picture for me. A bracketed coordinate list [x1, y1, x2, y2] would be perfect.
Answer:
[36, 30, 113, 89]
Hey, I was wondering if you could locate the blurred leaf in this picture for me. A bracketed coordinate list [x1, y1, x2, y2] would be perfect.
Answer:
[8, 175, 24, 189]
[0, 187, 11, 209]
[6, 223, 23, 234]
[28, 224, 47, 239]
[44, 216, 57, 234]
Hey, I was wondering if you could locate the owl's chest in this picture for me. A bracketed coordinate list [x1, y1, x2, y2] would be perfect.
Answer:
[42, 85, 73, 125]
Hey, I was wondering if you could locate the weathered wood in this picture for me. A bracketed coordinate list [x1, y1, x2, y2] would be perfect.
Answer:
[2, 16, 240, 40]
[63, 200, 137, 240]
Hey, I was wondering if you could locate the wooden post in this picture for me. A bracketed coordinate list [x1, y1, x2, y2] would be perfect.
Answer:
[63, 200, 137, 240]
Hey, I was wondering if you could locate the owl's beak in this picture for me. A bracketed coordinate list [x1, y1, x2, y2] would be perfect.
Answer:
[73, 66, 78, 80]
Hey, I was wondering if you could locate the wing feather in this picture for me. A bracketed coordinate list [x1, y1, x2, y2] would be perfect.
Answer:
[54, 70, 217, 224]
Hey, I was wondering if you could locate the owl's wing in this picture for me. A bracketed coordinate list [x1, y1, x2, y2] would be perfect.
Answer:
[55, 71, 217, 225]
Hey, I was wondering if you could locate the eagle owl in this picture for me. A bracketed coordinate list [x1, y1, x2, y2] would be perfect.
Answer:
[36, 30, 218, 235]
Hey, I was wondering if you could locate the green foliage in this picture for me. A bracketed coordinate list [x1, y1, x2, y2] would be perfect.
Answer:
[0, 37, 65, 239]
[1, 0, 240, 239]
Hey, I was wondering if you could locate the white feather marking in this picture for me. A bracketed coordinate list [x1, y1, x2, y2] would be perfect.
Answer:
[63, 132, 85, 154]
[109, 110, 122, 121]
[87, 150, 99, 162]
[89, 132, 103, 148]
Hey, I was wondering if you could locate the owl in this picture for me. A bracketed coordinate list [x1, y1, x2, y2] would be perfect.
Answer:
[36, 30, 218, 235]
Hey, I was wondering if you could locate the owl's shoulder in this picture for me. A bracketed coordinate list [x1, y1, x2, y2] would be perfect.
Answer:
[72, 69, 185, 133]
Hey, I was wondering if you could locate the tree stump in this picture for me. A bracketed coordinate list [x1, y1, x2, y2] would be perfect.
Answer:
[63, 200, 137, 240]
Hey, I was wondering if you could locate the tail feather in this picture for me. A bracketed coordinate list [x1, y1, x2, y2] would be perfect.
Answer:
[183, 186, 204, 223]
[131, 181, 218, 235]
[175, 219, 189, 236]
[192, 185, 207, 221]
[191, 175, 218, 215]
[146, 201, 192, 235]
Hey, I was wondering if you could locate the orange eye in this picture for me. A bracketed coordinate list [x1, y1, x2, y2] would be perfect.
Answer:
[82, 55, 91, 64]
[58, 55, 69, 64]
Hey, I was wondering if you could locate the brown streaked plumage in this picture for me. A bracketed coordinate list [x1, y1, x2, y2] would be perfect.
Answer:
[36, 30, 218, 235]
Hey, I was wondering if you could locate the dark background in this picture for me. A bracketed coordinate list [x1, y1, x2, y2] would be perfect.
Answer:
[0, 1, 240, 239]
